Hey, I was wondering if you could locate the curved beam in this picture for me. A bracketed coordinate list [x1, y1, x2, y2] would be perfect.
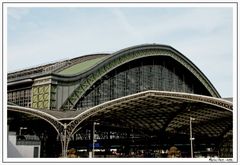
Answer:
[60, 44, 220, 110]
[65, 91, 232, 138]
[7, 105, 64, 134]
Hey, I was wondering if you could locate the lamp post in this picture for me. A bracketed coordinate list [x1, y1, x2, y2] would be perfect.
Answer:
[92, 122, 99, 158]
[190, 117, 195, 158]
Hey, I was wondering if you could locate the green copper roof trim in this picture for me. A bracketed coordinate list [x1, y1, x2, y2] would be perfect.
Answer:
[60, 44, 221, 110]
[58, 56, 107, 75]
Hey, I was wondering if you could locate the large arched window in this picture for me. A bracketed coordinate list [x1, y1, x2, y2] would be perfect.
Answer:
[75, 56, 211, 109]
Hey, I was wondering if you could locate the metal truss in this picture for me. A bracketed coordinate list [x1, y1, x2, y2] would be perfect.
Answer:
[60, 45, 220, 110]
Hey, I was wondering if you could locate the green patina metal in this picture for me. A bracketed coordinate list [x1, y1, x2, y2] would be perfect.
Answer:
[32, 84, 51, 109]
[58, 56, 107, 75]
[60, 48, 220, 110]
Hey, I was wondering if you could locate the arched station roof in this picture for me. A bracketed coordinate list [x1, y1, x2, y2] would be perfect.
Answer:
[7, 53, 109, 83]
[7, 44, 222, 111]
[57, 44, 221, 110]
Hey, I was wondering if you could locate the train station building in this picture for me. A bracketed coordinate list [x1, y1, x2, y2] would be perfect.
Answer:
[7, 44, 233, 158]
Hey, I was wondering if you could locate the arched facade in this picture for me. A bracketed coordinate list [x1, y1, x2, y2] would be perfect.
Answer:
[7, 44, 232, 158]
[58, 44, 220, 110]
[75, 56, 213, 110]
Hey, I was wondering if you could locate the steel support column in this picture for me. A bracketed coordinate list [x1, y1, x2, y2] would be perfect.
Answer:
[61, 123, 68, 158]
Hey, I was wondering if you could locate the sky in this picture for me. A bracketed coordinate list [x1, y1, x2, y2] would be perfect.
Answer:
[7, 6, 233, 97]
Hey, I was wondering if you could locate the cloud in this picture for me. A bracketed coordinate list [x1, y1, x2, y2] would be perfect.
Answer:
[7, 7, 31, 21]
[134, 8, 232, 41]
[111, 8, 145, 42]
[6, 7, 233, 97]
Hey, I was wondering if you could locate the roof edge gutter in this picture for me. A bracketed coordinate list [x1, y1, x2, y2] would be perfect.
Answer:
[7, 79, 33, 86]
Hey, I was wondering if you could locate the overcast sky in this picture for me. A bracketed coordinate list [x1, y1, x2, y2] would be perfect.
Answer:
[7, 6, 233, 97]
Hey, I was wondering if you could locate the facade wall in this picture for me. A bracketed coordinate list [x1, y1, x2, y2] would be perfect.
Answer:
[7, 88, 32, 107]
[56, 83, 78, 109]
[8, 132, 41, 158]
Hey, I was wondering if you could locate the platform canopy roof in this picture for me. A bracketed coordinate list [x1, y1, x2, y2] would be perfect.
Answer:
[8, 91, 232, 138]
